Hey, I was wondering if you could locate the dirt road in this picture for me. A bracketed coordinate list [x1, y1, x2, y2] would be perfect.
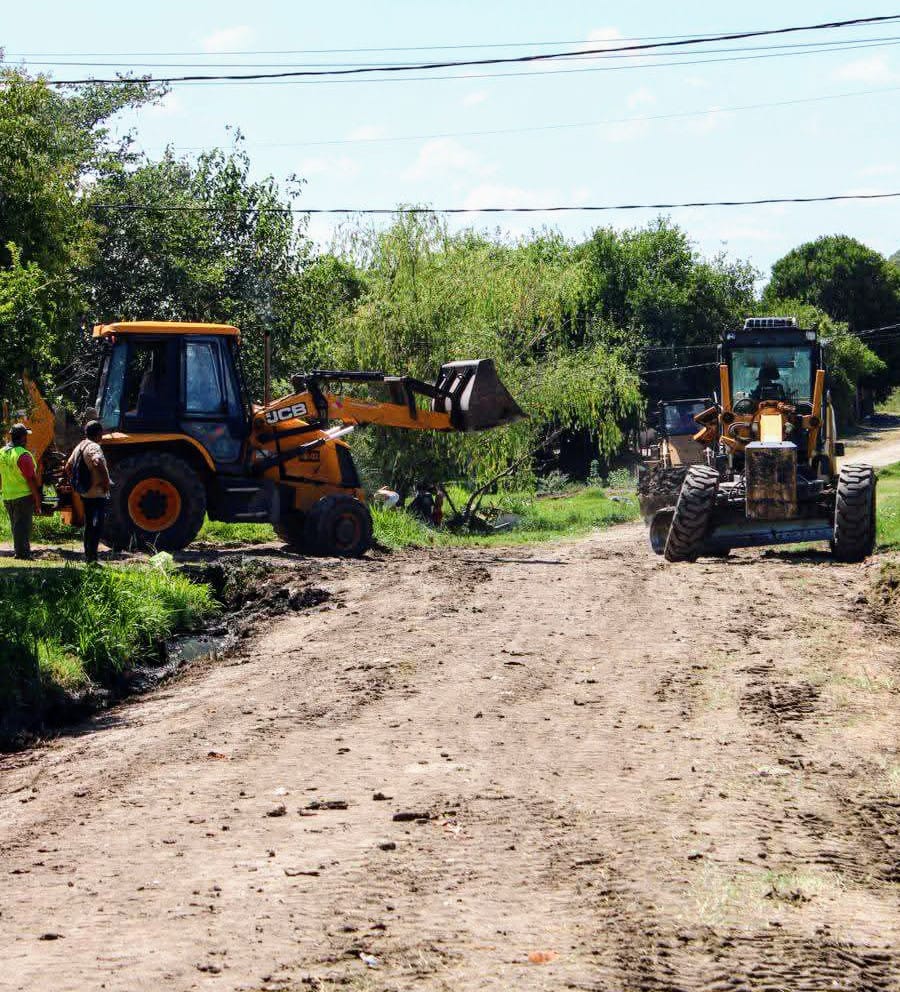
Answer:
[845, 413, 900, 468]
[2, 520, 899, 991]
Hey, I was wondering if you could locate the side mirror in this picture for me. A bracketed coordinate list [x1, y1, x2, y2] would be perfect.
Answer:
[833, 442, 845, 457]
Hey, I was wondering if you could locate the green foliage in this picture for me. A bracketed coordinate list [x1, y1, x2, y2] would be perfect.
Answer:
[0, 68, 162, 395]
[325, 213, 646, 490]
[766, 235, 900, 332]
[83, 142, 312, 399]
[578, 220, 758, 353]
[0, 564, 217, 711]
[766, 236, 900, 392]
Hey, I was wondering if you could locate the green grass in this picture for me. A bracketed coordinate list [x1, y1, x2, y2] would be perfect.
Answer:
[876, 462, 900, 551]
[373, 486, 639, 550]
[0, 502, 81, 544]
[877, 387, 900, 414]
[0, 564, 218, 717]
[197, 517, 275, 544]
[192, 486, 640, 550]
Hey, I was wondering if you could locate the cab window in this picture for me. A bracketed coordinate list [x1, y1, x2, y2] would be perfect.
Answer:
[184, 339, 227, 415]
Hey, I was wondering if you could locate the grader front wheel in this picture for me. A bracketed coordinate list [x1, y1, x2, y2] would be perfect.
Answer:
[664, 466, 719, 562]
[105, 452, 206, 552]
[832, 465, 876, 563]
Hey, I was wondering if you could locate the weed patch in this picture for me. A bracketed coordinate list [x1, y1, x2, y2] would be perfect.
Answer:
[373, 487, 638, 550]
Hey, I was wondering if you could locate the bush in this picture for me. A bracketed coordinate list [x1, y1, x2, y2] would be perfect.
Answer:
[0, 565, 217, 710]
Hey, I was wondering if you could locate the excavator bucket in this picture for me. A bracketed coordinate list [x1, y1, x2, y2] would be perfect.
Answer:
[431, 359, 525, 432]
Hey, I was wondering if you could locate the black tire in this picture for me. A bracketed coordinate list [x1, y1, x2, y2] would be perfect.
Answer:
[304, 495, 373, 558]
[649, 508, 674, 555]
[832, 464, 876, 563]
[664, 465, 719, 563]
[105, 452, 206, 552]
[274, 511, 309, 552]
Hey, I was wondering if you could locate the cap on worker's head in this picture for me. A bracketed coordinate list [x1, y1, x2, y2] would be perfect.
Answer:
[84, 419, 103, 439]
[10, 423, 31, 443]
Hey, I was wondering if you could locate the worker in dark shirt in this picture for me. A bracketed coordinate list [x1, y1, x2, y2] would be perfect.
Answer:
[0, 424, 42, 560]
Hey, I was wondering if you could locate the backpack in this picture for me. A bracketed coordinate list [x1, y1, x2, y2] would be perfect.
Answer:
[71, 443, 93, 495]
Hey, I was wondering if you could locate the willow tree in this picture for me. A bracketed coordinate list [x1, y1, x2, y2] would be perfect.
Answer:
[326, 213, 643, 491]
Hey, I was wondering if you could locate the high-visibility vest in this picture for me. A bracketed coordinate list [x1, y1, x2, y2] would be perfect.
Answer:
[0, 444, 34, 502]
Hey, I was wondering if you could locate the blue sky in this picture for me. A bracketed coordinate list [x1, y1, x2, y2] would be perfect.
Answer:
[4, 1, 900, 278]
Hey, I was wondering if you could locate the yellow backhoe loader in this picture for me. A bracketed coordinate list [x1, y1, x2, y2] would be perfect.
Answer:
[637, 397, 714, 524]
[12, 321, 523, 557]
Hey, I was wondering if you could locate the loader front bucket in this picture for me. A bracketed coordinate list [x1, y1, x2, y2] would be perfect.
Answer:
[431, 359, 525, 432]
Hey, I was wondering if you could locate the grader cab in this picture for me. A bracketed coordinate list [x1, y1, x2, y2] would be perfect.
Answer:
[652, 317, 876, 562]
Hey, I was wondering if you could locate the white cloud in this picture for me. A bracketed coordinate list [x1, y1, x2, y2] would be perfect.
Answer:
[145, 92, 182, 118]
[201, 25, 254, 53]
[627, 87, 656, 110]
[601, 119, 649, 143]
[582, 27, 624, 51]
[860, 163, 898, 177]
[834, 55, 898, 84]
[684, 107, 733, 135]
[403, 138, 496, 181]
[462, 90, 488, 107]
[462, 183, 559, 210]
[298, 156, 361, 179]
[346, 124, 387, 141]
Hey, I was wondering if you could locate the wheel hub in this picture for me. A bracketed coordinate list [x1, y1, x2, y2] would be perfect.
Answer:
[128, 478, 182, 532]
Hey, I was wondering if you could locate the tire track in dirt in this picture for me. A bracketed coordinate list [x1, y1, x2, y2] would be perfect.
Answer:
[1, 524, 899, 991]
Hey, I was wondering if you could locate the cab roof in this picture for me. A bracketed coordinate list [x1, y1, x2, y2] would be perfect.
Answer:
[93, 321, 240, 339]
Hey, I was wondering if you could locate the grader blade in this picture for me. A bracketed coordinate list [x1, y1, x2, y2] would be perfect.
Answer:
[431, 359, 525, 432]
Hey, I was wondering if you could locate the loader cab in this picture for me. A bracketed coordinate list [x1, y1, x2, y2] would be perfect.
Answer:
[659, 398, 713, 438]
[94, 322, 250, 467]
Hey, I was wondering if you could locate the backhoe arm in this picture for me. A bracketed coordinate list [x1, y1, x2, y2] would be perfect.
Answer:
[260, 361, 523, 434]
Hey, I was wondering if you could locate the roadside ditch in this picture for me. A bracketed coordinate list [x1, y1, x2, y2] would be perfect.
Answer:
[0, 556, 332, 750]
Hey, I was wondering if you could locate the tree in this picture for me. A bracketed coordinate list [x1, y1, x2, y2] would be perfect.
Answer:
[766, 236, 900, 392]
[82, 144, 313, 397]
[0, 68, 160, 392]
[577, 219, 757, 352]
[766, 235, 900, 333]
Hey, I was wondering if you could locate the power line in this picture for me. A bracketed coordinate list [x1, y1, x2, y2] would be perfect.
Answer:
[856, 324, 900, 338]
[159, 84, 900, 150]
[642, 361, 719, 375]
[24, 37, 898, 89]
[17, 33, 900, 69]
[88, 191, 900, 215]
[36, 15, 900, 85]
[1, 26, 843, 57]
[110, 39, 900, 88]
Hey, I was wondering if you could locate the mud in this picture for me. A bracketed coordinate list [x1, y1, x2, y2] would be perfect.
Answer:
[637, 463, 688, 520]
[1, 522, 899, 990]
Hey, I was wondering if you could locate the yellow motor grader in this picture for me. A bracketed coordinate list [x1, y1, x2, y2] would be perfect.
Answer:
[13, 321, 523, 557]
[650, 317, 875, 562]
